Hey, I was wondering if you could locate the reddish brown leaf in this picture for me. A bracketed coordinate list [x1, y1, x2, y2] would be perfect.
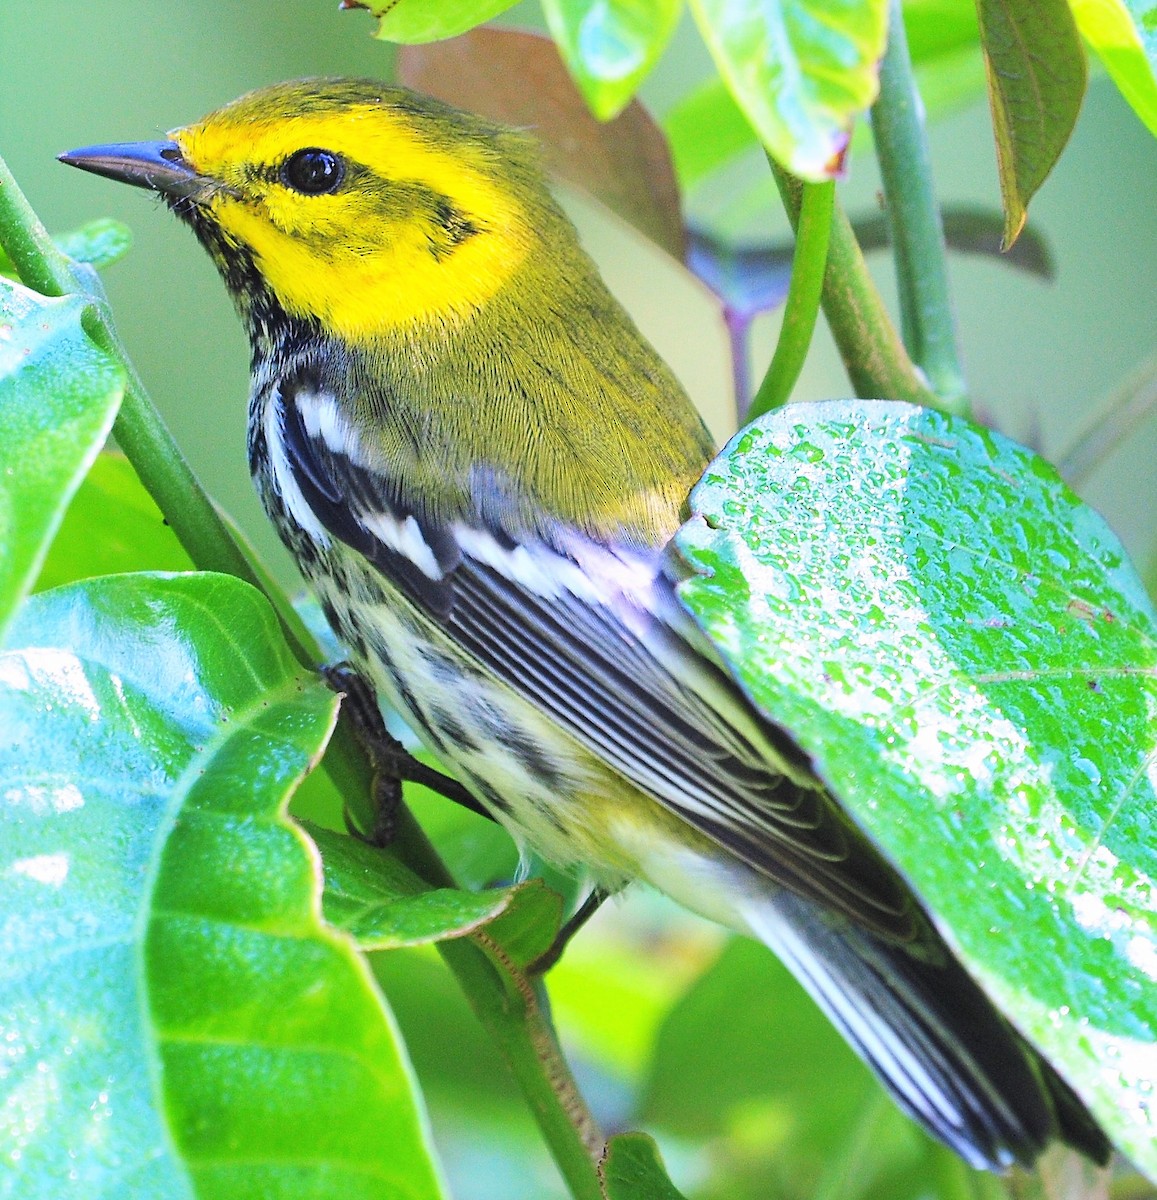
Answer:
[398, 26, 685, 259]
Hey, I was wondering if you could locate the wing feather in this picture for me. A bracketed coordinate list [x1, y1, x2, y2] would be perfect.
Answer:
[280, 382, 915, 938]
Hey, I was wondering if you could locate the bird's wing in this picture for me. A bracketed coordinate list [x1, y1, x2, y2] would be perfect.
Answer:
[278, 383, 915, 939]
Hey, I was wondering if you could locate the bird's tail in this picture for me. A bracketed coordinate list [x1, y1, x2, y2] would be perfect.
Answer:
[740, 890, 1110, 1171]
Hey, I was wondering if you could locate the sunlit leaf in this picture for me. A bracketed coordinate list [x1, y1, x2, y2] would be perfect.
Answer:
[674, 399, 1157, 1177]
[542, 0, 682, 121]
[0, 277, 122, 643]
[976, 0, 1088, 245]
[0, 573, 447, 1198]
[667, 5, 983, 192]
[1070, 0, 1157, 137]
[398, 26, 685, 256]
[354, 0, 519, 42]
[687, 0, 889, 180]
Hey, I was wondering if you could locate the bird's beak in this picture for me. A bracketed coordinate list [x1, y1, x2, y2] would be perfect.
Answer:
[58, 140, 212, 201]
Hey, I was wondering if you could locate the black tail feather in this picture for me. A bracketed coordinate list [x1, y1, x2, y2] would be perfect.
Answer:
[744, 890, 1107, 1171]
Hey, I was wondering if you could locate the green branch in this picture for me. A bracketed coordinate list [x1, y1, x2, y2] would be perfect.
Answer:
[870, 0, 968, 413]
[748, 180, 834, 421]
[0, 150, 604, 1200]
[770, 159, 939, 408]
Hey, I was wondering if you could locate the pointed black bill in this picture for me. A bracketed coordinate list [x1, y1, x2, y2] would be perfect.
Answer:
[58, 140, 209, 200]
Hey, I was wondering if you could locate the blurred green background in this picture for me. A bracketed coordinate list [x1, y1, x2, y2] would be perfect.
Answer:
[5, 3, 1156, 1196]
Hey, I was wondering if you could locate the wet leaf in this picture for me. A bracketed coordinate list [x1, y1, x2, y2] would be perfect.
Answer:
[1071, 0, 1157, 137]
[599, 1132, 688, 1199]
[976, 0, 1087, 245]
[0, 573, 447, 1198]
[674, 400, 1157, 1178]
[398, 26, 684, 257]
[541, 0, 681, 121]
[0, 277, 122, 643]
[687, 0, 889, 180]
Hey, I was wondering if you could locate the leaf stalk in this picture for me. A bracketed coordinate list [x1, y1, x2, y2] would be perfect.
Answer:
[769, 159, 939, 408]
[870, 0, 968, 413]
[747, 180, 834, 421]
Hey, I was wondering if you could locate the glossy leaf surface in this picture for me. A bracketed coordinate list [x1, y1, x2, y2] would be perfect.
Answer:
[0, 278, 122, 642]
[687, 0, 889, 179]
[674, 400, 1157, 1176]
[976, 0, 1087, 245]
[1071, 0, 1157, 136]
[0, 573, 446, 1199]
[541, 0, 682, 121]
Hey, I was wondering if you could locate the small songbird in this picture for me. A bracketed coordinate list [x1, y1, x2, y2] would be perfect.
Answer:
[62, 78, 1108, 1171]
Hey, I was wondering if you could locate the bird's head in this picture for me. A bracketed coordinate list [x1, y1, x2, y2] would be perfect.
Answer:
[61, 78, 545, 340]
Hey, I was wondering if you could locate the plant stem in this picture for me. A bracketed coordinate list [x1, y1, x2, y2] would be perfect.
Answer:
[0, 152, 295, 646]
[770, 160, 939, 408]
[748, 180, 834, 421]
[870, 0, 968, 413]
[0, 151, 604, 1198]
[445, 934, 604, 1200]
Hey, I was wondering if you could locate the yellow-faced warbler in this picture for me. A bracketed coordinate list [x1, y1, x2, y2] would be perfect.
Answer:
[62, 79, 1109, 1172]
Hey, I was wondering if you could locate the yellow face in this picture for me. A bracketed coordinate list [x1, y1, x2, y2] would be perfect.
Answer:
[173, 82, 534, 341]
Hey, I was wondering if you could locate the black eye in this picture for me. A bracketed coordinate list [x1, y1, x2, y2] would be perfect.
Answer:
[281, 149, 344, 195]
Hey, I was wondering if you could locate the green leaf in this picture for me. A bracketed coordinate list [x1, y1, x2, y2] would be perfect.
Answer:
[902, 0, 980, 61]
[976, 0, 1088, 245]
[360, 0, 520, 43]
[0, 218, 133, 280]
[0, 573, 447, 1198]
[35, 451, 192, 591]
[673, 400, 1157, 1177]
[542, 0, 682, 121]
[0, 277, 123, 644]
[310, 821, 549, 950]
[667, 3, 981, 193]
[687, 0, 889, 180]
[663, 77, 759, 190]
[643, 941, 876, 1147]
[475, 878, 564, 969]
[599, 1132, 688, 1200]
[1071, 0, 1157, 137]
[55, 219, 134, 271]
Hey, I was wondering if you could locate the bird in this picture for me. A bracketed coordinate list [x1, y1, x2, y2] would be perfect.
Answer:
[61, 77, 1109, 1173]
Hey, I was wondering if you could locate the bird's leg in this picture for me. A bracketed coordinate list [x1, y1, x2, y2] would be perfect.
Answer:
[528, 887, 611, 975]
[324, 663, 493, 846]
